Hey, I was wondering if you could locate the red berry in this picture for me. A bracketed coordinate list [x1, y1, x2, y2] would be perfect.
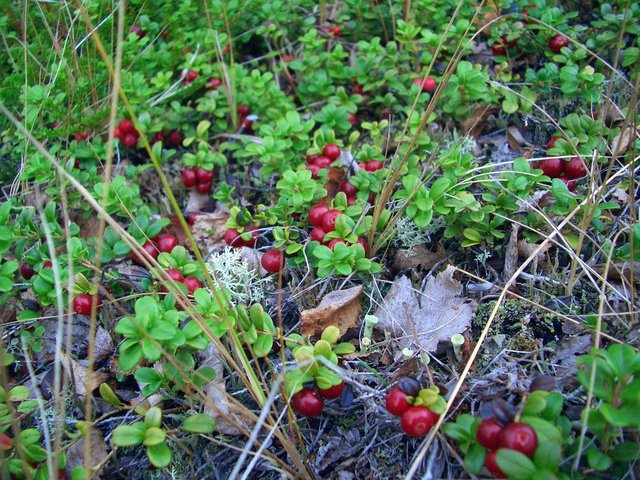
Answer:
[498, 422, 538, 458]
[546, 136, 560, 149]
[167, 130, 183, 146]
[118, 119, 134, 133]
[347, 196, 356, 206]
[291, 388, 324, 417]
[43, 261, 53, 269]
[340, 180, 357, 197]
[549, 34, 569, 53]
[365, 160, 383, 172]
[327, 238, 345, 250]
[539, 158, 564, 178]
[130, 24, 146, 38]
[207, 78, 222, 90]
[196, 181, 213, 194]
[183, 276, 203, 294]
[422, 77, 437, 93]
[314, 156, 332, 169]
[282, 54, 293, 62]
[348, 114, 358, 125]
[322, 143, 341, 161]
[331, 26, 341, 36]
[563, 156, 586, 179]
[240, 118, 253, 133]
[485, 450, 506, 478]
[187, 212, 202, 225]
[318, 381, 345, 399]
[73, 294, 98, 316]
[261, 249, 284, 273]
[353, 84, 364, 95]
[131, 240, 158, 265]
[185, 70, 200, 82]
[20, 263, 35, 280]
[113, 127, 122, 140]
[122, 133, 138, 148]
[237, 104, 250, 116]
[309, 204, 330, 226]
[412, 78, 423, 88]
[357, 237, 370, 255]
[224, 228, 242, 247]
[156, 233, 178, 253]
[385, 386, 412, 416]
[306, 164, 320, 179]
[306, 154, 319, 165]
[181, 168, 198, 188]
[558, 176, 577, 192]
[477, 418, 504, 449]
[152, 132, 165, 144]
[310, 227, 327, 243]
[491, 43, 507, 56]
[400, 406, 439, 437]
[321, 209, 342, 232]
[502, 34, 517, 47]
[196, 168, 214, 183]
[166, 268, 184, 283]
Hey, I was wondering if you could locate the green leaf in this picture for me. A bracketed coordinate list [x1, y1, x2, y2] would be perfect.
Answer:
[145, 407, 162, 428]
[113, 425, 145, 447]
[182, 414, 216, 434]
[496, 449, 536, 479]
[9, 385, 30, 401]
[587, 445, 612, 471]
[252, 334, 273, 357]
[146, 442, 172, 468]
[464, 442, 486, 475]
[600, 403, 638, 427]
[99, 383, 122, 406]
[143, 427, 166, 447]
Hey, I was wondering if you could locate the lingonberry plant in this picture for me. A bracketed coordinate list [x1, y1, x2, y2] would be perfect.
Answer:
[0, 0, 637, 477]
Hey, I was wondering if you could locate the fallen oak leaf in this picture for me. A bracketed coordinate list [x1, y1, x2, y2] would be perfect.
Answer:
[374, 266, 476, 353]
[300, 285, 363, 337]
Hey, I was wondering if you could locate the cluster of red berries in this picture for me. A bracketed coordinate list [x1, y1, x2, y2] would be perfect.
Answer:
[130, 231, 202, 293]
[305, 142, 342, 179]
[74, 130, 90, 143]
[308, 202, 369, 252]
[538, 136, 586, 191]
[181, 166, 214, 193]
[412, 76, 437, 93]
[114, 119, 140, 148]
[223, 228, 284, 274]
[385, 385, 440, 438]
[477, 418, 538, 478]
[237, 104, 253, 133]
[291, 381, 346, 417]
[152, 129, 183, 147]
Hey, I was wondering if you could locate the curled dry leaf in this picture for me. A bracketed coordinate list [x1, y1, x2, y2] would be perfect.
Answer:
[300, 285, 363, 337]
[611, 126, 638, 156]
[374, 266, 476, 353]
[506, 126, 529, 152]
[63, 354, 109, 398]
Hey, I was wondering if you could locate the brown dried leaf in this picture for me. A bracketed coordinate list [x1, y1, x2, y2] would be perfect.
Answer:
[199, 344, 252, 435]
[507, 126, 528, 152]
[190, 211, 230, 253]
[375, 267, 476, 353]
[461, 105, 498, 137]
[390, 245, 445, 273]
[64, 355, 109, 398]
[612, 126, 638, 155]
[300, 285, 363, 337]
[65, 428, 109, 478]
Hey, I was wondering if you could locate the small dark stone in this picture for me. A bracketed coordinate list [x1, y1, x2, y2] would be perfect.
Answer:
[397, 377, 421, 396]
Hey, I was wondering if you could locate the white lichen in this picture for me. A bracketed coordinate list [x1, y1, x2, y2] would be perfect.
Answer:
[206, 247, 272, 305]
